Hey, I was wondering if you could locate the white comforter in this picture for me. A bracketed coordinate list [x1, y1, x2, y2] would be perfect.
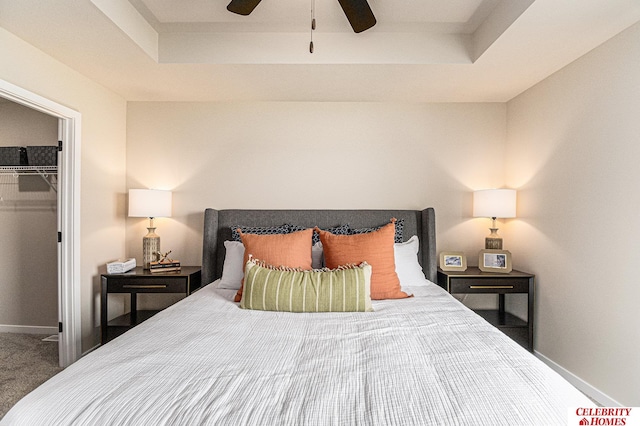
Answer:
[3, 280, 592, 425]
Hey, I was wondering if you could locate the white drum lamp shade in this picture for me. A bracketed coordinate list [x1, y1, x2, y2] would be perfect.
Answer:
[473, 189, 516, 249]
[128, 189, 172, 268]
[128, 189, 172, 219]
[473, 189, 516, 219]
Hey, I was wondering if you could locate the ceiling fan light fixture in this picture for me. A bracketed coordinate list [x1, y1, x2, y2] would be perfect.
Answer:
[226, 0, 376, 34]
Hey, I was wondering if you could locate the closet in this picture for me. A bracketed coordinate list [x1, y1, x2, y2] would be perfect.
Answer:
[0, 98, 59, 353]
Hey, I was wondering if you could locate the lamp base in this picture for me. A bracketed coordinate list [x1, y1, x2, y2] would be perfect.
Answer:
[143, 227, 160, 269]
[485, 228, 503, 249]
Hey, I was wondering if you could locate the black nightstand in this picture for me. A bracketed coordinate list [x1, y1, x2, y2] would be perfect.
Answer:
[437, 267, 534, 351]
[101, 266, 201, 344]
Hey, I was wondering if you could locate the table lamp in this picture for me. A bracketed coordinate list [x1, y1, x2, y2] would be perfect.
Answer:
[128, 189, 172, 268]
[473, 189, 516, 249]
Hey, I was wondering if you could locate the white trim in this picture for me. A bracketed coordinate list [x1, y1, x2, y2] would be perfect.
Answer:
[0, 78, 81, 368]
[90, 0, 158, 61]
[535, 350, 622, 407]
[0, 325, 59, 335]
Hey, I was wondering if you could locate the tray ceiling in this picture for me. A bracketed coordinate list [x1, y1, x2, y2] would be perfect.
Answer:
[0, 0, 639, 102]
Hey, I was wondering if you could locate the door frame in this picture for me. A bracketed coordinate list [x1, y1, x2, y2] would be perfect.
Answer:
[0, 79, 81, 367]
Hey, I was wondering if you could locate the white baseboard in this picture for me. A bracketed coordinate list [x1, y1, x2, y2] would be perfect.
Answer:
[535, 350, 622, 407]
[0, 324, 58, 335]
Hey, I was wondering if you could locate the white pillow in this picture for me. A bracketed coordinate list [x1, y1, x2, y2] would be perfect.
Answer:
[218, 241, 245, 289]
[218, 240, 324, 289]
[312, 241, 323, 269]
[394, 235, 427, 286]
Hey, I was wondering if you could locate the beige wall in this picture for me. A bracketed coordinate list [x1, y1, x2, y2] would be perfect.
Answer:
[0, 27, 127, 351]
[0, 100, 58, 328]
[126, 102, 507, 272]
[506, 22, 640, 405]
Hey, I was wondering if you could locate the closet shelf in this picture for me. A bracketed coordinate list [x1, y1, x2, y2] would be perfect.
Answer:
[0, 166, 58, 192]
[0, 165, 57, 175]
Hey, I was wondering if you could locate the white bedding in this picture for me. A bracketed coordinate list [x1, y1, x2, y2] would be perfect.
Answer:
[3, 279, 592, 425]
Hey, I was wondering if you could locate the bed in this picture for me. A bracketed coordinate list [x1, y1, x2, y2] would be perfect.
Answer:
[2, 208, 593, 425]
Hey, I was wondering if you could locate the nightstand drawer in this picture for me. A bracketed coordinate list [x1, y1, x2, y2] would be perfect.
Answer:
[449, 277, 529, 294]
[107, 277, 186, 293]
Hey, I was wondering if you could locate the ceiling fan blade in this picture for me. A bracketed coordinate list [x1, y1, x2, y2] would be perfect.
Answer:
[227, 0, 263, 16]
[337, 0, 376, 33]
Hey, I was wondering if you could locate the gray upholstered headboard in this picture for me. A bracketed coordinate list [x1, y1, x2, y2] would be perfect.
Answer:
[201, 208, 437, 285]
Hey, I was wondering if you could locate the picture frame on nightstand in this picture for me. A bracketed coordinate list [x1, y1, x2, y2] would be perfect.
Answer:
[478, 249, 512, 273]
[439, 251, 467, 271]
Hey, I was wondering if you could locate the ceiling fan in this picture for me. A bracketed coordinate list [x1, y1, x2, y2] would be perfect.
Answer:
[227, 0, 377, 33]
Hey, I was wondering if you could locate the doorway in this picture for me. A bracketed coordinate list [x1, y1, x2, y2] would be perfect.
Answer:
[0, 100, 58, 347]
[0, 79, 81, 368]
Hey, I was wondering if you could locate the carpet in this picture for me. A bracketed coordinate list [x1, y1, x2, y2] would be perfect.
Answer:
[0, 333, 62, 419]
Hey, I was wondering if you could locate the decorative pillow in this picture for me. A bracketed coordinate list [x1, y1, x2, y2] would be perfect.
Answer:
[240, 258, 373, 313]
[315, 224, 351, 244]
[349, 219, 405, 243]
[230, 224, 290, 242]
[288, 223, 351, 245]
[318, 219, 411, 300]
[218, 241, 245, 290]
[394, 235, 426, 286]
[234, 228, 314, 302]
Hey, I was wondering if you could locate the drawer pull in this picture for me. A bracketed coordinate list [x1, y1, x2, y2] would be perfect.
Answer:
[469, 285, 514, 289]
[122, 285, 167, 289]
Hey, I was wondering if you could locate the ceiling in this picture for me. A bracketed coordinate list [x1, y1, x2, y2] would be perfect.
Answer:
[0, 0, 639, 102]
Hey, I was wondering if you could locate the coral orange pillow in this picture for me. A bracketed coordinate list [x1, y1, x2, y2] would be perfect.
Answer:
[317, 219, 410, 300]
[234, 228, 314, 302]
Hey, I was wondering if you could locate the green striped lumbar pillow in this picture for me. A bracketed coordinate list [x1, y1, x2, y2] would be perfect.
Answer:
[240, 258, 373, 312]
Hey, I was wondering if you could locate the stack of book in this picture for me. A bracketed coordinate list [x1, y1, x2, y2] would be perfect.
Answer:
[106, 258, 136, 274]
[149, 260, 181, 273]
